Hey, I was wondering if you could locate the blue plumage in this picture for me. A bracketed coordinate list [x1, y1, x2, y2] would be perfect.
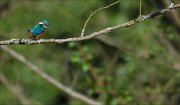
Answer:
[31, 25, 44, 36]
[27, 20, 49, 40]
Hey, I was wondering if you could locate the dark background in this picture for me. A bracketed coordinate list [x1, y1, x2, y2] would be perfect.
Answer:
[0, 0, 180, 105]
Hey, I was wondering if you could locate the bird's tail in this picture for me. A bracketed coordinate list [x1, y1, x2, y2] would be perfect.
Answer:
[27, 30, 33, 39]
[27, 30, 31, 32]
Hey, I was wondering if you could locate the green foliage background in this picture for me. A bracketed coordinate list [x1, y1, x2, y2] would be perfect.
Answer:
[0, 0, 180, 105]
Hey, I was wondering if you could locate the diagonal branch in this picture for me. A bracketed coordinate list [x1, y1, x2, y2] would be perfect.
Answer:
[0, 45, 102, 105]
[0, 73, 31, 105]
[0, 3, 180, 45]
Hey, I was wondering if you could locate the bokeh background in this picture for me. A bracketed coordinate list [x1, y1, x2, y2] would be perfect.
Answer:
[0, 0, 180, 105]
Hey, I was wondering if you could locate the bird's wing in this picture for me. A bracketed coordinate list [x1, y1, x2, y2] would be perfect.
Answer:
[31, 25, 44, 36]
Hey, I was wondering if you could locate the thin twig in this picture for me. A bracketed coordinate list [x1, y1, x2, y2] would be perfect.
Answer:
[0, 45, 102, 105]
[139, 0, 142, 17]
[81, 0, 121, 37]
[0, 3, 180, 45]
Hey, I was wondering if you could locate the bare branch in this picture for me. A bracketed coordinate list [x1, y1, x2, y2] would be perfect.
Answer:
[0, 3, 180, 45]
[81, 0, 121, 37]
[139, 0, 142, 17]
[0, 73, 31, 105]
[0, 45, 102, 105]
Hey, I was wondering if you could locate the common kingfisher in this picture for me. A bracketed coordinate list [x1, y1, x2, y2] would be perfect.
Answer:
[27, 20, 49, 40]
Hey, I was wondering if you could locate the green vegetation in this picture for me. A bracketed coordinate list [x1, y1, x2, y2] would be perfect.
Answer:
[0, 0, 180, 105]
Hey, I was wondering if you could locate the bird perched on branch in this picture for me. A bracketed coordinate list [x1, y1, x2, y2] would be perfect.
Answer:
[27, 19, 49, 40]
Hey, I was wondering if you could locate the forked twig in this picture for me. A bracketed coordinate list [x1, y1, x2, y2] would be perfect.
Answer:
[81, 0, 121, 37]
